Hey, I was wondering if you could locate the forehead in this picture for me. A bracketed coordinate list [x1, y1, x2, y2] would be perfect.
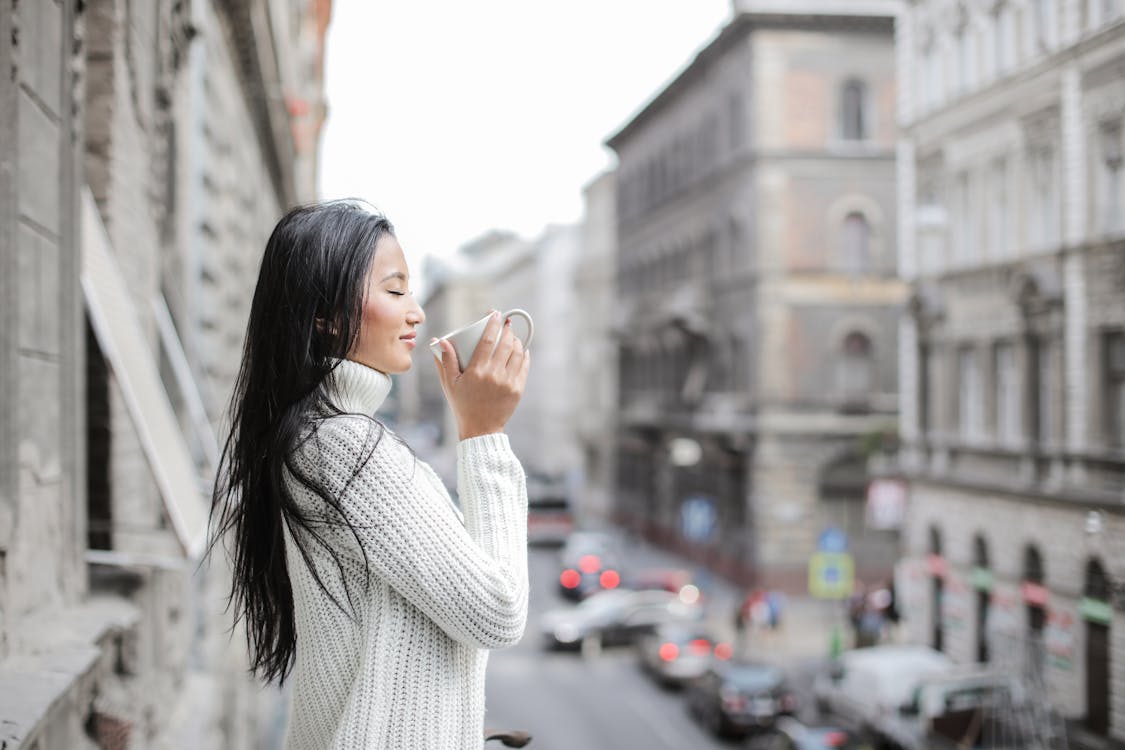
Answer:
[367, 234, 408, 278]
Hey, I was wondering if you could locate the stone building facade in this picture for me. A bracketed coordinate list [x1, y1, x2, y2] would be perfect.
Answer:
[607, 3, 904, 589]
[0, 1, 329, 747]
[895, 0, 1125, 745]
[573, 170, 619, 525]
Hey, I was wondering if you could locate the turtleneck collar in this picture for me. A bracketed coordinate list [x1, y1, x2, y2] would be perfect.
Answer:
[327, 358, 393, 416]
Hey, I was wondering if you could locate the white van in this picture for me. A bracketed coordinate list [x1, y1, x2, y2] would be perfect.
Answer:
[813, 645, 955, 736]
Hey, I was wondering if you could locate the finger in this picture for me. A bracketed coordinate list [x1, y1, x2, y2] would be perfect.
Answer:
[505, 333, 524, 370]
[466, 311, 503, 371]
[515, 348, 531, 390]
[493, 318, 517, 367]
[437, 338, 462, 381]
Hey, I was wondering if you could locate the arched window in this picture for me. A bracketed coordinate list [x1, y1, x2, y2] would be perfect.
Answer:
[839, 331, 874, 404]
[1084, 557, 1111, 735]
[841, 212, 872, 274]
[973, 534, 990, 569]
[840, 78, 868, 141]
[973, 534, 992, 663]
[929, 525, 945, 652]
[1023, 544, 1047, 680]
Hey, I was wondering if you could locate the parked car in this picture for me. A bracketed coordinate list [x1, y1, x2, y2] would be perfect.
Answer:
[746, 717, 874, 749]
[876, 668, 1026, 750]
[539, 588, 703, 651]
[636, 623, 735, 687]
[812, 645, 954, 740]
[626, 567, 703, 604]
[556, 530, 624, 601]
[685, 661, 798, 739]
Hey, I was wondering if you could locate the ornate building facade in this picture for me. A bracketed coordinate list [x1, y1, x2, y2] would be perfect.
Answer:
[0, 1, 330, 747]
[895, 0, 1125, 744]
[608, 3, 904, 589]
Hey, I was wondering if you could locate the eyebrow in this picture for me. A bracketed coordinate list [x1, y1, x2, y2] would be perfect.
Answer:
[379, 271, 407, 283]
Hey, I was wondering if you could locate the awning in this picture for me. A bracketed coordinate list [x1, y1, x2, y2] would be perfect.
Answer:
[81, 190, 208, 559]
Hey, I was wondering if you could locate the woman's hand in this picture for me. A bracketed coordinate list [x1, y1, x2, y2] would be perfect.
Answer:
[434, 311, 531, 440]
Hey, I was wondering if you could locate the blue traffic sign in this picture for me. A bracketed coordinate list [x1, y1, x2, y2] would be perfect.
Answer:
[817, 527, 848, 553]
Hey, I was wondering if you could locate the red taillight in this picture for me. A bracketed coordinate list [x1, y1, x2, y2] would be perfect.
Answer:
[578, 554, 601, 574]
[559, 569, 580, 589]
[600, 570, 620, 589]
[824, 731, 849, 747]
[688, 638, 712, 655]
[714, 642, 733, 660]
[658, 642, 679, 661]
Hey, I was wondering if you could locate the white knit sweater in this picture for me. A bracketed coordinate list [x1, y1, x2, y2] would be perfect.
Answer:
[281, 359, 529, 749]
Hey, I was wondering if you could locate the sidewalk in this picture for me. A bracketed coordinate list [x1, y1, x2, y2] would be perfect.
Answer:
[616, 533, 846, 666]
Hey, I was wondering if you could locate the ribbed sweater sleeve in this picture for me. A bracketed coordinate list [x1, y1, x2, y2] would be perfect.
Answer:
[298, 417, 529, 650]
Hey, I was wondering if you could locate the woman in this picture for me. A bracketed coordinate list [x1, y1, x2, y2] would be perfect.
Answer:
[210, 200, 531, 749]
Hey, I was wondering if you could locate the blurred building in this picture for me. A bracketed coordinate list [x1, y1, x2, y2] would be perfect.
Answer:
[606, 3, 904, 589]
[573, 170, 619, 526]
[0, 1, 330, 748]
[414, 226, 584, 498]
[894, 1, 1125, 745]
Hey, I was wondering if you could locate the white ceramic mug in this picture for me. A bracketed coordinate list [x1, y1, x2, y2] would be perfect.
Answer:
[429, 309, 534, 372]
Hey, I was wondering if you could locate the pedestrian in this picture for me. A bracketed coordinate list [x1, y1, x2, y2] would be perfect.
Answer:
[208, 200, 532, 749]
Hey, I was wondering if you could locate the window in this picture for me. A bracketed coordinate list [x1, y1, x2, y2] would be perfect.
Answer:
[995, 342, 1021, 446]
[839, 332, 874, 404]
[1099, 122, 1123, 236]
[1035, 0, 1055, 51]
[841, 212, 872, 274]
[954, 173, 973, 265]
[955, 28, 969, 94]
[1032, 338, 1058, 448]
[996, 7, 1013, 74]
[1105, 332, 1125, 448]
[1028, 146, 1058, 249]
[959, 346, 984, 441]
[990, 158, 1009, 258]
[840, 79, 867, 141]
[727, 93, 745, 151]
[919, 343, 931, 434]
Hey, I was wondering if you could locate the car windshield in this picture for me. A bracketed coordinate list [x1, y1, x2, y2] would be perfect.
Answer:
[720, 664, 783, 691]
[797, 729, 864, 750]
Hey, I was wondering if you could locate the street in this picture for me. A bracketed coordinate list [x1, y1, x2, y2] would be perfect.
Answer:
[484, 546, 828, 750]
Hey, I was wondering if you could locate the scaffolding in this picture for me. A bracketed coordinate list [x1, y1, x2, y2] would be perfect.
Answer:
[975, 631, 1070, 750]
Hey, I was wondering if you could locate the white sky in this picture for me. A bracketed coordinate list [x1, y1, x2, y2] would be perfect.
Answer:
[317, 1, 732, 282]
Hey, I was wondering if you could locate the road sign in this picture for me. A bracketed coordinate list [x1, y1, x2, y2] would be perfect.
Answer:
[817, 527, 848, 553]
[808, 552, 855, 599]
[680, 495, 716, 543]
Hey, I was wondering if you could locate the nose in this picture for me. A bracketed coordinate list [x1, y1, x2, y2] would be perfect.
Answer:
[408, 298, 425, 325]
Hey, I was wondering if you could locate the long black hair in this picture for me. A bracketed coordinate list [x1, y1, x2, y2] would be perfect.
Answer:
[208, 199, 396, 684]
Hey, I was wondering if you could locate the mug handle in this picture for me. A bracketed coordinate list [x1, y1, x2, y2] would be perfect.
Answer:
[501, 309, 534, 349]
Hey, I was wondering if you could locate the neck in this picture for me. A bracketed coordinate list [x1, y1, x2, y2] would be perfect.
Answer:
[327, 358, 393, 415]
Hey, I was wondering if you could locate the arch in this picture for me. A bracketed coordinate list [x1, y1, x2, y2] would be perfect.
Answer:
[828, 314, 881, 351]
